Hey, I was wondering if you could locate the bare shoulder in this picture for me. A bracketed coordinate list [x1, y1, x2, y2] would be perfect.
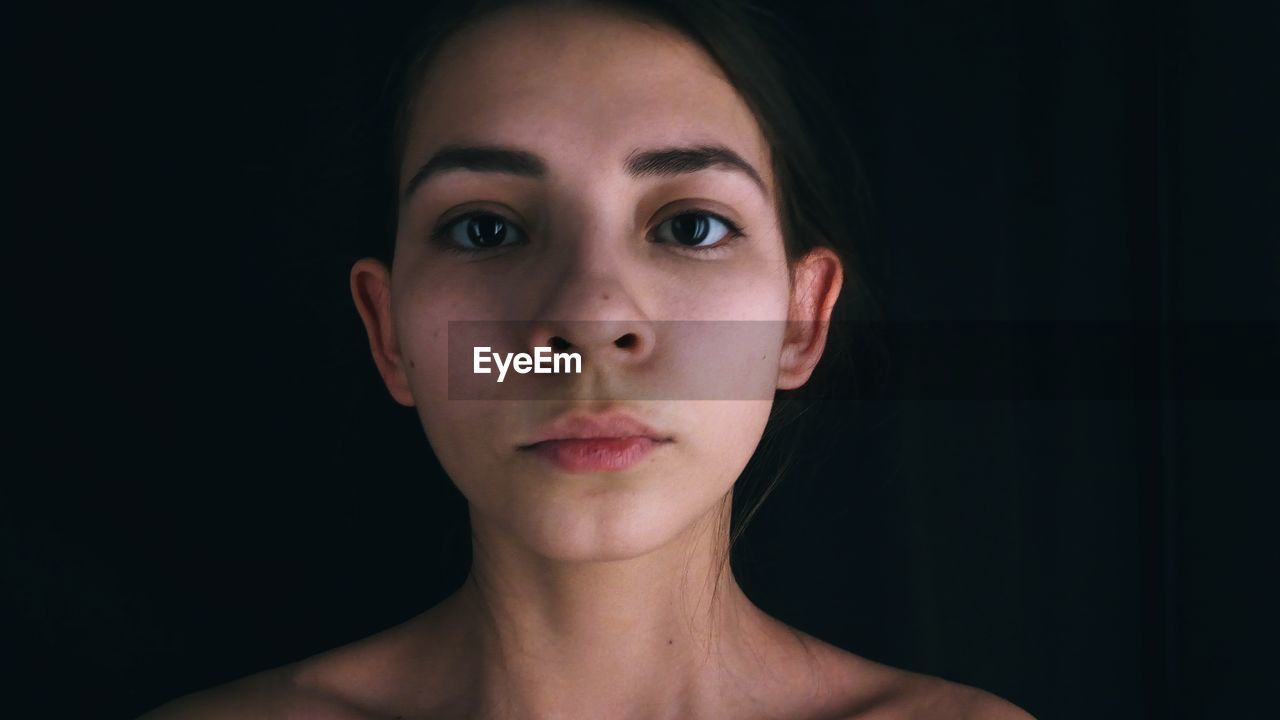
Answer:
[797, 635, 1035, 720]
[876, 672, 1036, 720]
[135, 663, 362, 720]
[137, 615, 433, 720]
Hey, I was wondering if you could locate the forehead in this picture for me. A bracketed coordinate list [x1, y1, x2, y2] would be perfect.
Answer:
[401, 5, 773, 192]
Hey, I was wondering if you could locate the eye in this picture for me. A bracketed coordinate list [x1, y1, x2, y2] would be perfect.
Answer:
[652, 211, 743, 250]
[433, 212, 526, 252]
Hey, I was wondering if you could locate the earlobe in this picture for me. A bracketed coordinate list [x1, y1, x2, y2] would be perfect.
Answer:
[350, 258, 416, 406]
[777, 247, 844, 390]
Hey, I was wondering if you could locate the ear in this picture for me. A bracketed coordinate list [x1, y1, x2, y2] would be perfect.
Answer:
[350, 258, 415, 406]
[777, 247, 844, 390]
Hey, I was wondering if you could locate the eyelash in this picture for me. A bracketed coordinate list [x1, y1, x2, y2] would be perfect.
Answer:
[429, 209, 747, 255]
[663, 212, 747, 257]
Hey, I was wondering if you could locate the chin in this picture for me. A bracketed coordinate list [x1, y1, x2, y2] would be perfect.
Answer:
[509, 497, 708, 563]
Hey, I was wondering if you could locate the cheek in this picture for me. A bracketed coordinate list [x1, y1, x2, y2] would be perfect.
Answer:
[395, 304, 450, 406]
[681, 400, 774, 481]
[391, 262, 501, 402]
[387, 268, 545, 511]
[389, 273, 484, 477]
[647, 246, 793, 322]
[650, 258, 792, 401]
[418, 400, 509, 512]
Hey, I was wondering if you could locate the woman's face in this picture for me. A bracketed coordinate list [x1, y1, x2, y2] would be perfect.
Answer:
[353, 5, 840, 561]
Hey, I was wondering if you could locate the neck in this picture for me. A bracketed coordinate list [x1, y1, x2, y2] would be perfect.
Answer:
[434, 493, 795, 719]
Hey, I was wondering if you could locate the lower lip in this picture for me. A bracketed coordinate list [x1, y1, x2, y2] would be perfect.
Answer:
[524, 437, 665, 473]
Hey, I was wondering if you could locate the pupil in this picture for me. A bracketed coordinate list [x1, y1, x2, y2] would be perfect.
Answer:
[671, 214, 708, 245]
[467, 216, 506, 247]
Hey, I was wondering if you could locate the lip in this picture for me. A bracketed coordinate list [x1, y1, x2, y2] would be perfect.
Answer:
[518, 411, 673, 473]
[519, 411, 672, 446]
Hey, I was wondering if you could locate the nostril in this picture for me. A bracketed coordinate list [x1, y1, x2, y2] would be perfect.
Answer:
[549, 336, 572, 351]
[615, 333, 637, 350]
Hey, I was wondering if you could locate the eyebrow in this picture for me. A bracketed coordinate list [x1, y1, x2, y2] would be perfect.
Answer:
[625, 145, 766, 193]
[402, 146, 546, 201]
[401, 144, 766, 202]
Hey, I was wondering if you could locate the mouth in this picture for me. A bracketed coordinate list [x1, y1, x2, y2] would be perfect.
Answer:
[517, 410, 674, 473]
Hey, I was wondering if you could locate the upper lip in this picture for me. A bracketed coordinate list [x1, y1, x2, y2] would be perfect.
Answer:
[519, 411, 672, 447]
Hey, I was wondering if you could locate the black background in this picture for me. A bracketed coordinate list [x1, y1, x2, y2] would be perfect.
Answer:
[6, 1, 1277, 718]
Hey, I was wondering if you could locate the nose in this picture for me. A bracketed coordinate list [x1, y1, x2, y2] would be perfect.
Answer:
[518, 206, 657, 368]
[522, 259, 656, 368]
[525, 300, 655, 368]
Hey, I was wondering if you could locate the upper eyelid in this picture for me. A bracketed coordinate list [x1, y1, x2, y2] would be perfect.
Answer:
[651, 208, 745, 237]
[650, 195, 745, 226]
[436, 204, 526, 230]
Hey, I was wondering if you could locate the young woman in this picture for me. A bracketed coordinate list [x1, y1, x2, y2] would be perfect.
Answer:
[144, 1, 1033, 717]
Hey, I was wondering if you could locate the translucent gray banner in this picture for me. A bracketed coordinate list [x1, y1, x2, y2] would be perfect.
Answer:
[444, 320, 1276, 401]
